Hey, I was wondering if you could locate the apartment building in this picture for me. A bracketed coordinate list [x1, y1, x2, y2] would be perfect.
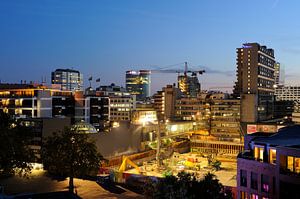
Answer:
[237, 125, 300, 199]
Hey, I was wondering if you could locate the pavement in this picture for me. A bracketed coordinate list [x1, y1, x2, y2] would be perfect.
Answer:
[0, 170, 143, 199]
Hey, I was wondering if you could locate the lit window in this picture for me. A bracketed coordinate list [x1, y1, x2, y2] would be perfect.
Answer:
[288, 156, 294, 172]
[295, 157, 300, 173]
[254, 146, 264, 161]
[269, 149, 276, 164]
[240, 191, 247, 199]
[250, 193, 258, 199]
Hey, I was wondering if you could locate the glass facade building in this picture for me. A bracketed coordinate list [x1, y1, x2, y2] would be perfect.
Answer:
[125, 70, 150, 101]
[51, 68, 83, 91]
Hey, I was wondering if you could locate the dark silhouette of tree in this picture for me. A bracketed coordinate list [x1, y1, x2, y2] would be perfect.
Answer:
[211, 160, 222, 171]
[42, 127, 103, 193]
[0, 113, 35, 177]
[144, 172, 233, 199]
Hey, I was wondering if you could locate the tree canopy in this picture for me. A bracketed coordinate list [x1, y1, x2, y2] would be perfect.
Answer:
[0, 112, 35, 177]
[42, 127, 103, 193]
[144, 172, 233, 199]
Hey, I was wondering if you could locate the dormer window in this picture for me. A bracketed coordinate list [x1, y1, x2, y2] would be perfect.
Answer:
[254, 146, 264, 162]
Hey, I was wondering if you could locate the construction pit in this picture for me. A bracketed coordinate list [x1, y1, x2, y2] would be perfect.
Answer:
[123, 152, 237, 187]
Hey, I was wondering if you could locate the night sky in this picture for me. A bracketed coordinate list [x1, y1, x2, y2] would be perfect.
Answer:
[1, 0, 300, 93]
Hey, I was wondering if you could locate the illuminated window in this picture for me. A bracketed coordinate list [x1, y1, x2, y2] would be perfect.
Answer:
[240, 191, 247, 199]
[269, 149, 276, 164]
[295, 157, 300, 173]
[287, 156, 294, 172]
[254, 146, 264, 161]
[250, 193, 258, 199]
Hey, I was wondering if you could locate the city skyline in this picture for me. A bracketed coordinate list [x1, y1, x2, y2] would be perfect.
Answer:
[1, 1, 300, 93]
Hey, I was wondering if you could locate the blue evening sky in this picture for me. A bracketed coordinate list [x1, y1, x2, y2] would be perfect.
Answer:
[1, 0, 300, 93]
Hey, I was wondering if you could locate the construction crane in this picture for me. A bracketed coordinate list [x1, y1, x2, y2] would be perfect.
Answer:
[150, 62, 205, 77]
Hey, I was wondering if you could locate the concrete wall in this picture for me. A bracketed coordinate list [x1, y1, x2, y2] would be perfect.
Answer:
[89, 122, 142, 158]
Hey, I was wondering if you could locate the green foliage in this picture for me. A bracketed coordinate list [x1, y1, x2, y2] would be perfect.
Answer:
[212, 160, 222, 171]
[162, 169, 173, 177]
[42, 127, 103, 192]
[0, 113, 35, 177]
[144, 172, 233, 199]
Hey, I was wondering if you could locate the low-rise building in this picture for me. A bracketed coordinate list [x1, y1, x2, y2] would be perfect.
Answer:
[237, 126, 300, 199]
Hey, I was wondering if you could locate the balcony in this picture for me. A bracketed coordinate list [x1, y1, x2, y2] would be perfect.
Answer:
[237, 151, 255, 160]
[280, 167, 300, 178]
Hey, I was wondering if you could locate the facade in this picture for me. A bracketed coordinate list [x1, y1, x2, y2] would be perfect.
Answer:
[125, 70, 151, 101]
[237, 126, 300, 199]
[178, 74, 200, 97]
[0, 83, 74, 119]
[109, 95, 135, 122]
[153, 85, 181, 121]
[97, 83, 136, 122]
[176, 93, 241, 140]
[234, 43, 276, 122]
[51, 68, 83, 91]
[175, 92, 243, 159]
[274, 62, 281, 86]
[74, 90, 109, 132]
[275, 85, 300, 112]
[97, 83, 129, 96]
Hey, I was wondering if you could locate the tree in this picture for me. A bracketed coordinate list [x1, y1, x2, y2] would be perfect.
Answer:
[0, 113, 35, 177]
[42, 127, 103, 193]
[211, 160, 222, 171]
[144, 172, 233, 199]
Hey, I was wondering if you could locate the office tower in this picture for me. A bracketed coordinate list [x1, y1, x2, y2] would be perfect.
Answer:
[51, 68, 83, 91]
[178, 74, 200, 97]
[125, 70, 150, 101]
[237, 125, 300, 199]
[233, 43, 276, 122]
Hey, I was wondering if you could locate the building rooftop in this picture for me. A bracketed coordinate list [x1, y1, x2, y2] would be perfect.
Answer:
[253, 125, 300, 147]
[0, 83, 42, 90]
[54, 68, 80, 73]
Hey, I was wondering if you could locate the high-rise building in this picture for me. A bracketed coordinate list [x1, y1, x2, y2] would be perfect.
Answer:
[178, 74, 200, 97]
[274, 62, 281, 86]
[237, 125, 300, 199]
[125, 70, 150, 101]
[234, 43, 276, 122]
[51, 68, 83, 91]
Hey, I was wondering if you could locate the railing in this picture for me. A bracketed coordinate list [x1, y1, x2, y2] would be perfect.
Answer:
[237, 151, 255, 160]
[280, 167, 300, 178]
